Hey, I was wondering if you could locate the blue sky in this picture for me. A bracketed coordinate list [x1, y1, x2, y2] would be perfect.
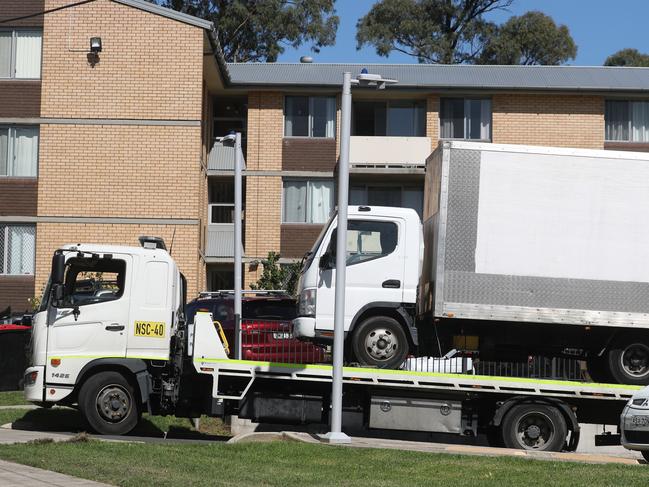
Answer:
[278, 0, 649, 65]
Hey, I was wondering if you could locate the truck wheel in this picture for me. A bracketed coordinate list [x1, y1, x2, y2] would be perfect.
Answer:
[642, 450, 649, 463]
[501, 404, 567, 451]
[607, 336, 649, 385]
[586, 357, 611, 384]
[79, 371, 140, 435]
[351, 316, 409, 369]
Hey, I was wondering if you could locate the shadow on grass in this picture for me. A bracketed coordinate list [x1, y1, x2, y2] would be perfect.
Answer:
[10, 408, 229, 441]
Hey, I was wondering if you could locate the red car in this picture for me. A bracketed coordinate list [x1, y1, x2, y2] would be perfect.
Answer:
[185, 291, 325, 364]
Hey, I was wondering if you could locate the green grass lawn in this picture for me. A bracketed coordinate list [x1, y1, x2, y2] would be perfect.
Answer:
[0, 440, 648, 487]
[0, 391, 28, 406]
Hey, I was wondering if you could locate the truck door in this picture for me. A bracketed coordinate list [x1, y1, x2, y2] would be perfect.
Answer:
[46, 254, 131, 381]
[316, 218, 404, 332]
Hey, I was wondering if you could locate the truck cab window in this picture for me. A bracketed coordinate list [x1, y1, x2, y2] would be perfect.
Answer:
[61, 257, 126, 306]
[328, 220, 398, 266]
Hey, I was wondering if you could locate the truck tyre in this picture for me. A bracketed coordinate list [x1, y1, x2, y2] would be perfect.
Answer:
[607, 335, 649, 385]
[351, 316, 409, 369]
[642, 450, 649, 463]
[501, 404, 567, 451]
[79, 371, 140, 435]
[586, 357, 611, 384]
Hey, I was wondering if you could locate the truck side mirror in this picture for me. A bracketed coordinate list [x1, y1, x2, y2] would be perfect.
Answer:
[319, 252, 334, 270]
[52, 283, 64, 308]
[51, 253, 65, 285]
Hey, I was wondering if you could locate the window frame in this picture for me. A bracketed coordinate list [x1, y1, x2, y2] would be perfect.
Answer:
[0, 125, 39, 178]
[351, 99, 427, 137]
[281, 178, 335, 224]
[0, 28, 43, 80]
[326, 219, 400, 267]
[0, 224, 36, 276]
[439, 97, 492, 142]
[605, 99, 649, 143]
[59, 257, 127, 308]
[284, 95, 337, 138]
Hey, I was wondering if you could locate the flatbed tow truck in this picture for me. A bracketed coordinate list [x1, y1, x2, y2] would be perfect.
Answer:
[24, 239, 640, 452]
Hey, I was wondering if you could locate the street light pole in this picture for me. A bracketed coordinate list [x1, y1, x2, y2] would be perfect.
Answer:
[321, 72, 353, 444]
[234, 132, 243, 360]
[321, 70, 397, 444]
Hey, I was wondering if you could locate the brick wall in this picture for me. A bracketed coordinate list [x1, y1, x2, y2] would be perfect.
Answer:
[35, 222, 201, 298]
[492, 94, 605, 149]
[280, 224, 323, 258]
[282, 138, 336, 171]
[0, 276, 35, 314]
[0, 0, 44, 27]
[0, 82, 41, 118]
[37, 124, 201, 218]
[0, 179, 38, 216]
[41, 0, 203, 120]
[246, 92, 283, 170]
[426, 95, 440, 149]
[244, 176, 282, 285]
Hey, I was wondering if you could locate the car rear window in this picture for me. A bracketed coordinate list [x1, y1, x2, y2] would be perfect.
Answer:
[243, 299, 296, 321]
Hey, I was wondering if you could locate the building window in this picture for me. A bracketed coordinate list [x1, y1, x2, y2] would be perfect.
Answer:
[0, 224, 35, 275]
[213, 96, 248, 152]
[0, 30, 42, 79]
[350, 185, 424, 219]
[0, 126, 39, 177]
[353, 100, 426, 137]
[606, 100, 649, 142]
[440, 98, 491, 140]
[285, 96, 336, 137]
[208, 180, 235, 224]
[283, 179, 334, 223]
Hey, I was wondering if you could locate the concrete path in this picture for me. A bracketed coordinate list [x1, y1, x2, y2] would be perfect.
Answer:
[0, 459, 112, 486]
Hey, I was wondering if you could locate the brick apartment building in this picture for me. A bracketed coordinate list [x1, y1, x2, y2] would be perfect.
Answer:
[2, 0, 649, 313]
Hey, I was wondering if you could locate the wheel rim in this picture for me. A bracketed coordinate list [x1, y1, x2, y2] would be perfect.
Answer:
[515, 412, 555, 449]
[620, 343, 649, 379]
[96, 384, 132, 424]
[364, 327, 399, 362]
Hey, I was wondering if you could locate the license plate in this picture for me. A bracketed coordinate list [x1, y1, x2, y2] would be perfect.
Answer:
[631, 415, 649, 427]
[134, 321, 165, 338]
[272, 332, 292, 340]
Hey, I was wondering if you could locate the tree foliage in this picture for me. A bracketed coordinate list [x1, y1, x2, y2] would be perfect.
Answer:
[479, 11, 576, 65]
[158, 0, 338, 62]
[356, 0, 576, 65]
[250, 252, 302, 296]
[604, 48, 649, 67]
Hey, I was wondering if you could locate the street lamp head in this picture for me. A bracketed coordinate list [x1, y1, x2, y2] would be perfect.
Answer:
[356, 70, 398, 90]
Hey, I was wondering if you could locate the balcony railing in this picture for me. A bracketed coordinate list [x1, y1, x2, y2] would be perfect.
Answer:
[206, 224, 235, 258]
[349, 136, 432, 168]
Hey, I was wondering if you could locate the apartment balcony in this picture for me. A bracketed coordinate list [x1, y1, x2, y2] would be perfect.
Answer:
[205, 224, 242, 261]
[349, 136, 432, 172]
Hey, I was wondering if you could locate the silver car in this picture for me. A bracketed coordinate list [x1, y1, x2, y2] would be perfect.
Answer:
[621, 385, 649, 462]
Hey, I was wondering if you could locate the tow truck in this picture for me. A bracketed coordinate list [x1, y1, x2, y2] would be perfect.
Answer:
[23, 238, 640, 451]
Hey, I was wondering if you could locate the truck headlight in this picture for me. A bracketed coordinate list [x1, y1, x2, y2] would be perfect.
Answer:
[298, 288, 317, 317]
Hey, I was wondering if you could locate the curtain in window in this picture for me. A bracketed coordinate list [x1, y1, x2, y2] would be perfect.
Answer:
[0, 32, 11, 78]
[605, 101, 630, 141]
[403, 187, 424, 219]
[13, 127, 38, 176]
[441, 99, 464, 139]
[285, 96, 309, 136]
[479, 99, 491, 140]
[8, 226, 35, 275]
[310, 97, 336, 137]
[15, 31, 41, 78]
[307, 181, 333, 223]
[284, 181, 307, 222]
[632, 101, 649, 143]
[0, 128, 8, 176]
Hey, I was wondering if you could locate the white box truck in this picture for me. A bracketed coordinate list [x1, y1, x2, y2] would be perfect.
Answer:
[293, 141, 649, 385]
[23, 238, 641, 451]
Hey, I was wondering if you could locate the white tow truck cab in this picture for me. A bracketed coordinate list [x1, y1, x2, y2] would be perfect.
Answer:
[295, 141, 649, 385]
[23, 237, 642, 452]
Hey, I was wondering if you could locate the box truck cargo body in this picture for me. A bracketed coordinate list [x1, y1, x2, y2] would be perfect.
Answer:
[293, 141, 649, 385]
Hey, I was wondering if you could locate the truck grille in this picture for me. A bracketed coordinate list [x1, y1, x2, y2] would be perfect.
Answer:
[624, 430, 649, 444]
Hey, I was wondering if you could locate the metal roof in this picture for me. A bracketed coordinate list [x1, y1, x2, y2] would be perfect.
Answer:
[112, 0, 212, 29]
[226, 63, 649, 92]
